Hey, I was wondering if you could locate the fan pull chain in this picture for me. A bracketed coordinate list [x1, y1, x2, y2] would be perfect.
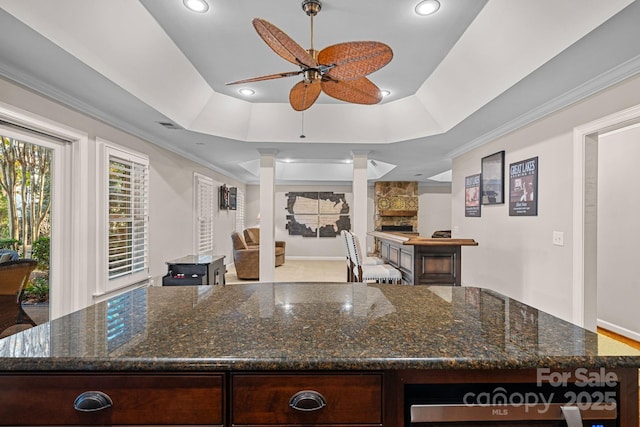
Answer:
[300, 112, 306, 138]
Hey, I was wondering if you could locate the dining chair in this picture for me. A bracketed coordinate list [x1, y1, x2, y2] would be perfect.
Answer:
[0, 259, 38, 337]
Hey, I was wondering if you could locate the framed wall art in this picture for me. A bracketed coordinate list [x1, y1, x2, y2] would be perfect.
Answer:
[481, 151, 505, 205]
[285, 191, 350, 237]
[509, 156, 538, 216]
[465, 173, 481, 217]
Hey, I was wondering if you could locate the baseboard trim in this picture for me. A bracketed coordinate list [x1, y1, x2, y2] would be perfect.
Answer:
[285, 256, 345, 261]
[597, 319, 640, 343]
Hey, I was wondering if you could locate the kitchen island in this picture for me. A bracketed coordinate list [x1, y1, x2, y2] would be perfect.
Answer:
[0, 283, 638, 426]
[370, 231, 479, 285]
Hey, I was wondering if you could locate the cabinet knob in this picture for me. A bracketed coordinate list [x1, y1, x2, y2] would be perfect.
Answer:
[73, 391, 113, 412]
[289, 390, 327, 412]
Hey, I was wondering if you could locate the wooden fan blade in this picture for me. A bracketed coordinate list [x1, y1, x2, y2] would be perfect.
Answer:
[253, 18, 318, 69]
[321, 77, 382, 105]
[289, 80, 322, 111]
[226, 71, 302, 85]
[318, 41, 393, 81]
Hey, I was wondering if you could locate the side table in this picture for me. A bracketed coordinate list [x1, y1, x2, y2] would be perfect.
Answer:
[162, 254, 226, 286]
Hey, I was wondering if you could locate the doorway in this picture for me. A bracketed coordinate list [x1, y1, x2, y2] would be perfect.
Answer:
[0, 132, 54, 325]
[573, 104, 640, 331]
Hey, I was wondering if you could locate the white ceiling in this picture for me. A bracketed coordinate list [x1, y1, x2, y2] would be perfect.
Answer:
[1, 0, 639, 184]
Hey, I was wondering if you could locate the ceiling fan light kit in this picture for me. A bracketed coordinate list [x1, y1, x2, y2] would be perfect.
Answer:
[226, 0, 393, 111]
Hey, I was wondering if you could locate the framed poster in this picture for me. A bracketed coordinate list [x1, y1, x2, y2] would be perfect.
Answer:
[465, 174, 481, 217]
[481, 151, 505, 205]
[509, 156, 538, 216]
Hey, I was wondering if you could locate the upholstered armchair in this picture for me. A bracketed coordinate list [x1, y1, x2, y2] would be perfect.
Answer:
[231, 232, 260, 280]
[243, 227, 285, 266]
[231, 230, 286, 280]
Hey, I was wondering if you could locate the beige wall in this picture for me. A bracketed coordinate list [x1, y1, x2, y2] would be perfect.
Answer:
[418, 185, 452, 238]
[452, 73, 640, 324]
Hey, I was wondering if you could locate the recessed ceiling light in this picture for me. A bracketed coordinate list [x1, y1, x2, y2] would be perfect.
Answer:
[238, 88, 255, 96]
[381, 90, 391, 97]
[415, 0, 440, 16]
[183, 0, 209, 13]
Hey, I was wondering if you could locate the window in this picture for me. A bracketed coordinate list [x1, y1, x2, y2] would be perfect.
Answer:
[194, 173, 214, 254]
[235, 187, 245, 233]
[106, 146, 149, 289]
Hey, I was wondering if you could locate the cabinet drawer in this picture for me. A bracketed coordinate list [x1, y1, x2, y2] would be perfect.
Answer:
[0, 373, 223, 426]
[232, 373, 382, 425]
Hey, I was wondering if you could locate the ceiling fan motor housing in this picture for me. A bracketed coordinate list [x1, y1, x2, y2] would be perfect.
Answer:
[302, 0, 322, 16]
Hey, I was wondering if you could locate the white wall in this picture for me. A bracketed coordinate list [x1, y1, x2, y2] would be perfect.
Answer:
[418, 184, 452, 237]
[597, 123, 640, 338]
[452, 73, 640, 324]
[0, 77, 244, 309]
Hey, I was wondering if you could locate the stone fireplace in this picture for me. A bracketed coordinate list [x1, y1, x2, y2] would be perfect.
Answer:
[374, 181, 418, 232]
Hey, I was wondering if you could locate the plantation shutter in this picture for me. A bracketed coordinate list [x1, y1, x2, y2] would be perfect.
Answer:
[195, 174, 214, 254]
[107, 150, 149, 284]
[235, 188, 245, 232]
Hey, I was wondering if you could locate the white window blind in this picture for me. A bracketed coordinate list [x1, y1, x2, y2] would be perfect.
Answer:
[235, 187, 245, 232]
[195, 174, 215, 254]
[107, 148, 149, 286]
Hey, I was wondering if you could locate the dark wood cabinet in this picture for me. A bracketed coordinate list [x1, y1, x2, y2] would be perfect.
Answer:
[162, 254, 226, 286]
[231, 373, 382, 426]
[0, 373, 224, 426]
[0, 369, 637, 426]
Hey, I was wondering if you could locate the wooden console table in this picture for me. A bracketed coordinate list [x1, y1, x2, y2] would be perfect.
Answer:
[369, 231, 478, 285]
[162, 253, 226, 286]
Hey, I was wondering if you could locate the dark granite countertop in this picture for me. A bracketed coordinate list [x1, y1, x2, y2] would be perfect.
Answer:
[1, 283, 639, 371]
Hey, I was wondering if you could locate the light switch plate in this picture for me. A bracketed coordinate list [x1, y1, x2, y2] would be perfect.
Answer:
[552, 231, 564, 246]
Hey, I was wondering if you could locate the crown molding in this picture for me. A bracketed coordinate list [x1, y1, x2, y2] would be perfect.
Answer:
[447, 53, 640, 160]
[0, 64, 246, 183]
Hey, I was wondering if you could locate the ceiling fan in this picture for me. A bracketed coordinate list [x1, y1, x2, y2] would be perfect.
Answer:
[226, 0, 393, 111]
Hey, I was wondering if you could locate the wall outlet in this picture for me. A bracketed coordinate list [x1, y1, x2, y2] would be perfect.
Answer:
[453, 225, 460, 234]
[552, 231, 564, 246]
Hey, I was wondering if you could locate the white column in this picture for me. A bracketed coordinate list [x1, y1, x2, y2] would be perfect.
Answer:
[258, 149, 278, 282]
[352, 150, 369, 254]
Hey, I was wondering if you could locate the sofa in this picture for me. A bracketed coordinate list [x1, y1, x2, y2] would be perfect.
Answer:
[243, 227, 286, 266]
[231, 231, 285, 280]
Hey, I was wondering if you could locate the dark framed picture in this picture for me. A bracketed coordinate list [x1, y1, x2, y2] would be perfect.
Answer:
[464, 174, 481, 217]
[219, 185, 229, 209]
[509, 156, 538, 216]
[228, 187, 237, 210]
[481, 151, 505, 205]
